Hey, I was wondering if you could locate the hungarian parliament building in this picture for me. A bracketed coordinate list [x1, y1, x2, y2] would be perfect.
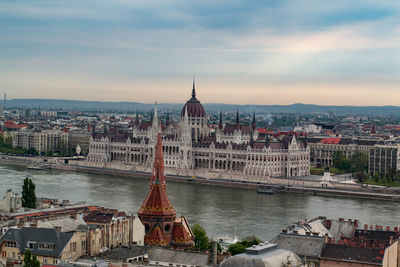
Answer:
[87, 82, 310, 180]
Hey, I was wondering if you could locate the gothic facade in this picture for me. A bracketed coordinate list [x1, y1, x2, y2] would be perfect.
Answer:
[87, 82, 310, 179]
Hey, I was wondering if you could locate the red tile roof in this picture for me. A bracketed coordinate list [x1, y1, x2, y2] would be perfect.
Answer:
[4, 121, 28, 129]
[320, 137, 341, 144]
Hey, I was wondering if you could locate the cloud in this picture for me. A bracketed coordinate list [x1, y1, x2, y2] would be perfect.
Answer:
[0, 0, 399, 105]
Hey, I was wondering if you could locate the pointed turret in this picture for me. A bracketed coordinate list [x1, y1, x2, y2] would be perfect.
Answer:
[250, 130, 254, 147]
[304, 133, 308, 149]
[265, 134, 270, 148]
[151, 133, 166, 187]
[235, 110, 240, 130]
[135, 109, 140, 125]
[166, 110, 170, 127]
[191, 77, 196, 99]
[252, 112, 257, 131]
[153, 103, 158, 122]
[218, 111, 223, 130]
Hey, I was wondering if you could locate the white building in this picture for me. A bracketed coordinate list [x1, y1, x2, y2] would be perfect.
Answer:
[0, 190, 22, 213]
[87, 82, 310, 179]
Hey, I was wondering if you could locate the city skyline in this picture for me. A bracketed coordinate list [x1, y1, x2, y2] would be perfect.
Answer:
[1, 0, 399, 105]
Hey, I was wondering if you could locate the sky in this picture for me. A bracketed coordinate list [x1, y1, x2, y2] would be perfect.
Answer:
[0, 0, 400, 105]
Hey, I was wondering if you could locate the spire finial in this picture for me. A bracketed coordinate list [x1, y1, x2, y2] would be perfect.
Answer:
[252, 112, 257, 130]
[236, 110, 240, 124]
[219, 111, 223, 129]
[192, 76, 196, 98]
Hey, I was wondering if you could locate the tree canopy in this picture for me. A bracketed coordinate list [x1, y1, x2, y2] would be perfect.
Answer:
[228, 235, 262, 255]
[23, 249, 40, 267]
[192, 224, 209, 251]
[22, 177, 37, 209]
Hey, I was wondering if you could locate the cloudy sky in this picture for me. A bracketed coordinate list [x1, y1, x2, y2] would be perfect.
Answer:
[1, 0, 399, 105]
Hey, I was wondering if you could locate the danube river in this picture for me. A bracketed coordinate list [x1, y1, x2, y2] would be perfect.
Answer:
[1, 163, 399, 241]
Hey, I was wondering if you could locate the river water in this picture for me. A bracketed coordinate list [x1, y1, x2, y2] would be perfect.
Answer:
[0, 163, 399, 241]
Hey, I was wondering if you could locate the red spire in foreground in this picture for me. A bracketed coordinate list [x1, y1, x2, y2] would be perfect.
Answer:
[138, 132, 194, 247]
[150, 133, 166, 187]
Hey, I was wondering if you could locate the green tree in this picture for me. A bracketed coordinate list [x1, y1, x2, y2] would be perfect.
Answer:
[228, 243, 246, 255]
[240, 236, 261, 247]
[22, 177, 37, 209]
[192, 224, 209, 251]
[332, 151, 344, 168]
[23, 249, 40, 267]
[350, 151, 368, 172]
[4, 135, 13, 148]
[27, 148, 38, 156]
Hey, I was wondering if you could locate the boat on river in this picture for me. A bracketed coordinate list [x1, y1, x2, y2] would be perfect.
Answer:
[257, 188, 275, 194]
[27, 165, 48, 170]
[257, 185, 284, 195]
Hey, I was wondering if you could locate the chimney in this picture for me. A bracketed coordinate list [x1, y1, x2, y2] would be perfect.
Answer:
[211, 241, 218, 267]
[324, 234, 330, 243]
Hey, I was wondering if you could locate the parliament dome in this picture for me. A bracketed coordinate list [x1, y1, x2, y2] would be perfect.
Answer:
[181, 81, 206, 118]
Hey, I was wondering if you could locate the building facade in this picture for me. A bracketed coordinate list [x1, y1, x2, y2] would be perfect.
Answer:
[12, 129, 68, 154]
[308, 137, 378, 167]
[87, 83, 310, 180]
[67, 129, 91, 155]
[369, 144, 400, 176]
[0, 228, 86, 266]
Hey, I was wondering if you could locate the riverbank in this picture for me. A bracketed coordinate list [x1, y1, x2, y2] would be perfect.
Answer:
[1, 155, 400, 201]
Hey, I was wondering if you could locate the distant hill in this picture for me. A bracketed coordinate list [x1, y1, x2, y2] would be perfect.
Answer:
[5, 99, 400, 115]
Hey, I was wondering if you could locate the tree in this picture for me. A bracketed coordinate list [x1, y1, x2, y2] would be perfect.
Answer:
[354, 172, 366, 182]
[23, 249, 40, 267]
[22, 177, 37, 209]
[332, 151, 351, 172]
[4, 135, 13, 148]
[350, 151, 368, 172]
[228, 243, 246, 255]
[240, 235, 261, 247]
[332, 151, 343, 168]
[373, 173, 379, 183]
[192, 224, 209, 251]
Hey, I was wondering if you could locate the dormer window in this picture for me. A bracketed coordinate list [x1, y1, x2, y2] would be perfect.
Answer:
[27, 241, 35, 249]
[38, 243, 54, 251]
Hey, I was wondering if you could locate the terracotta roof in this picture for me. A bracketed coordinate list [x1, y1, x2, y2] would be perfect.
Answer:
[171, 217, 194, 246]
[257, 128, 274, 135]
[4, 121, 28, 129]
[145, 225, 169, 247]
[83, 212, 114, 225]
[320, 137, 341, 144]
